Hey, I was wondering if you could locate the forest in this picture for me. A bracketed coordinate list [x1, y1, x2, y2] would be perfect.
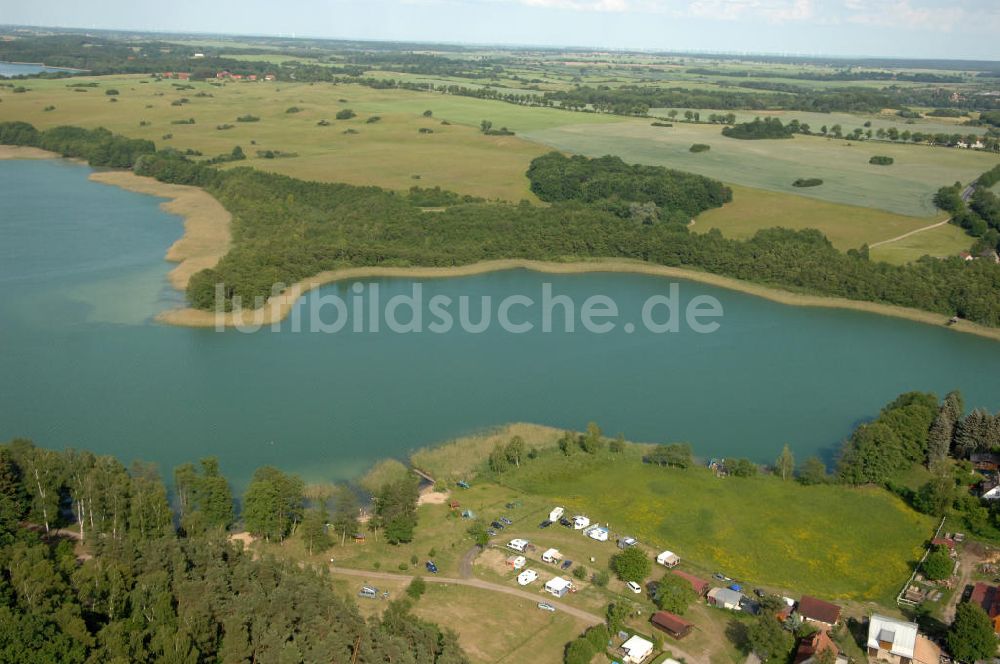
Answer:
[0, 441, 466, 664]
[3, 121, 1000, 326]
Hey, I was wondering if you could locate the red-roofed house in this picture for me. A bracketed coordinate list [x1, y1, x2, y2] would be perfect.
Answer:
[671, 570, 709, 596]
[797, 596, 842, 628]
[794, 630, 847, 664]
[971, 583, 1000, 633]
[931, 537, 955, 550]
[651, 611, 694, 640]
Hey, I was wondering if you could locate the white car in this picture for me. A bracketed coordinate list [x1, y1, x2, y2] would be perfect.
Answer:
[537, 602, 556, 612]
[626, 581, 642, 594]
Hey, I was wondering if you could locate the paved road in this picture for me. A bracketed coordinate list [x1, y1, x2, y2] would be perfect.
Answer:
[329, 565, 710, 664]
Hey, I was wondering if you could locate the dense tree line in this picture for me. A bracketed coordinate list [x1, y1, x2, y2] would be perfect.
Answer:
[4, 121, 1000, 325]
[0, 440, 464, 663]
[721, 117, 796, 139]
[685, 66, 964, 84]
[934, 165, 1000, 254]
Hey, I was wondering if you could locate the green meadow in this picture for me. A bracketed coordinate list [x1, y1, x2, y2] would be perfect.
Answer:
[523, 120, 998, 217]
[506, 447, 934, 605]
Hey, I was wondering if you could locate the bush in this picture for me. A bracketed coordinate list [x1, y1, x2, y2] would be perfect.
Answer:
[610, 547, 651, 583]
[651, 121, 673, 127]
[923, 548, 952, 580]
[335, 109, 356, 120]
[410, 554, 418, 565]
[592, 570, 610, 587]
[236, 114, 260, 122]
[689, 143, 710, 152]
[406, 576, 426, 600]
[418, 128, 434, 134]
[285, 106, 302, 113]
[573, 565, 588, 580]
[869, 155, 894, 166]
[422, 110, 433, 117]
[105, 89, 119, 96]
[398, 562, 408, 571]
[366, 116, 381, 124]
[792, 178, 823, 187]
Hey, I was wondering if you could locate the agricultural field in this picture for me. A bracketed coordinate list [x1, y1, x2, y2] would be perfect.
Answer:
[524, 119, 998, 217]
[697, 184, 969, 261]
[0, 75, 611, 200]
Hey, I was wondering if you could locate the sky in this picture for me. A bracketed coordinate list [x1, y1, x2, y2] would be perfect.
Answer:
[3, 0, 999, 60]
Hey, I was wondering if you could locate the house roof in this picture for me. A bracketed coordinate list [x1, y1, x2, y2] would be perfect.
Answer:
[794, 630, 839, 664]
[621, 635, 654, 657]
[671, 569, 709, 594]
[867, 614, 917, 658]
[931, 537, 955, 549]
[797, 595, 841, 624]
[971, 582, 1000, 618]
[652, 611, 693, 635]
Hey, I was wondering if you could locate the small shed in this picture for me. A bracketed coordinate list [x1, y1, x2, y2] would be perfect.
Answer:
[797, 595, 842, 627]
[656, 550, 680, 567]
[651, 611, 694, 639]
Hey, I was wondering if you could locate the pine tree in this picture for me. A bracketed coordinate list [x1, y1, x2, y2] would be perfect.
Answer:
[927, 409, 955, 466]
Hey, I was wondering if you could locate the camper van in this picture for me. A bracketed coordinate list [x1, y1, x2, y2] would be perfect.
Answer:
[541, 548, 563, 564]
[517, 569, 539, 586]
[358, 586, 379, 599]
[572, 515, 590, 530]
[507, 538, 529, 552]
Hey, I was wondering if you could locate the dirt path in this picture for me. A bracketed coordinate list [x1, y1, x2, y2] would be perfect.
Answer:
[328, 565, 708, 664]
[943, 542, 986, 623]
[459, 545, 480, 579]
[869, 218, 951, 248]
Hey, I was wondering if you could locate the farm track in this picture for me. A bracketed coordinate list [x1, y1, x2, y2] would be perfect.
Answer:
[328, 565, 710, 664]
[868, 218, 951, 248]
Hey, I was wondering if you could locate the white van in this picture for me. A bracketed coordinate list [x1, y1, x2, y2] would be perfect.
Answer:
[626, 581, 642, 594]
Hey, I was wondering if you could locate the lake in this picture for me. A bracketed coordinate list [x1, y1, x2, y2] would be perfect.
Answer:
[2, 158, 999, 487]
[0, 61, 78, 77]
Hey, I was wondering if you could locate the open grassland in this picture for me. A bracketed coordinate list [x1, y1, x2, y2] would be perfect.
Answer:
[506, 449, 934, 605]
[523, 120, 999, 216]
[0, 75, 614, 200]
[695, 184, 961, 257]
[869, 222, 973, 265]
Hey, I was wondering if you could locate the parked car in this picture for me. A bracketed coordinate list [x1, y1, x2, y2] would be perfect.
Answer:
[538, 519, 553, 529]
[486, 529, 497, 537]
[425, 561, 438, 574]
[558, 517, 573, 527]
[499, 516, 512, 525]
[560, 559, 573, 570]
[537, 602, 556, 612]
[754, 588, 767, 598]
[359, 586, 379, 599]
[491, 520, 505, 530]
[626, 581, 642, 594]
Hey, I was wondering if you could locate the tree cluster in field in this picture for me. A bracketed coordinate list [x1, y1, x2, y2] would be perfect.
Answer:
[689, 143, 710, 152]
[479, 120, 514, 135]
[722, 117, 797, 140]
[4, 121, 1000, 326]
[527, 151, 732, 224]
[869, 155, 894, 165]
[792, 178, 823, 187]
[0, 440, 466, 664]
[934, 164, 1000, 254]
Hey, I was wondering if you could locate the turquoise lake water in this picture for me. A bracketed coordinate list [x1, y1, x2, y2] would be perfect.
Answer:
[0, 62, 74, 77]
[1, 159, 999, 487]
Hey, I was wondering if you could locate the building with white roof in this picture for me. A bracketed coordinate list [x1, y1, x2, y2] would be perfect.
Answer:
[619, 634, 654, 663]
[544, 576, 573, 597]
[866, 614, 939, 664]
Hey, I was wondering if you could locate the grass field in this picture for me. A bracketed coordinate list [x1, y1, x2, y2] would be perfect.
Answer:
[869, 222, 973, 264]
[0, 75, 614, 200]
[523, 120, 999, 217]
[695, 184, 966, 258]
[502, 446, 934, 605]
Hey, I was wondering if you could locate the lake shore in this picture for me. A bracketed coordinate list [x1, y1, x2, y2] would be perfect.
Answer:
[2, 146, 996, 342]
[157, 257, 1000, 342]
[88, 171, 231, 292]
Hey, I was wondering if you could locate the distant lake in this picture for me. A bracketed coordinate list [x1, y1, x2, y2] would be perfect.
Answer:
[0, 61, 78, 77]
[2, 158, 999, 488]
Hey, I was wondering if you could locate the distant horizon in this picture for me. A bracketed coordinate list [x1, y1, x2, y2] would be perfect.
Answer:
[2, 0, 998, 61]
[4, 22, 1000, 66]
